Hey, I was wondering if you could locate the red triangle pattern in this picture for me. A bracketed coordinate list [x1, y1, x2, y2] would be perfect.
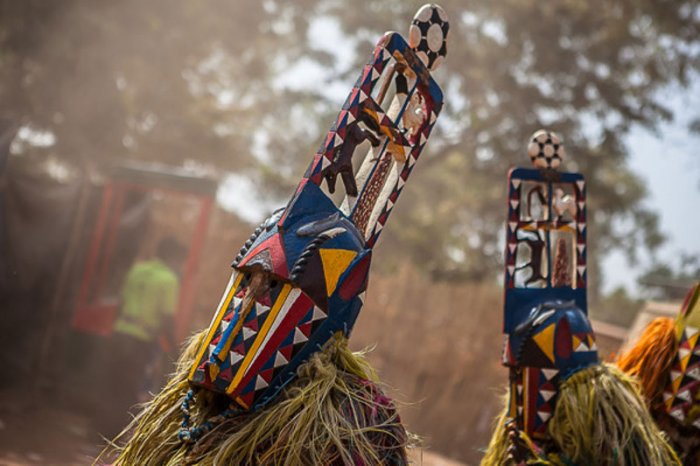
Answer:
[239, 391, 255, 409]
[232, 342, 245, 355]
[279, 345, 293, 361]
[244, 319, 259, 332]
[260, 368, 275, 383]
[298, 321, 313, 337]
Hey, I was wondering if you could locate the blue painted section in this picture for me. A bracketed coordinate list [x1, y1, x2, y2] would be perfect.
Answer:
[504, 288, 587, 334]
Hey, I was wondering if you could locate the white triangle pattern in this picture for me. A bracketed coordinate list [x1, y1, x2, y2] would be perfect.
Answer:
[575, 342, 590, 353]
[321, 155, 332, 169]
[256, 303, 270, 316]
[678, 389, 692, 402]
[687, 366, 700, 381]
[293, 327, 308, 345]
[242, 327, 257, 340]
[312, 307, 327, 322]
[255, 375, 269, 390]
[230, 351, 244, 366]
[274, 352, 288, 368]
[670, 408, 685, 421]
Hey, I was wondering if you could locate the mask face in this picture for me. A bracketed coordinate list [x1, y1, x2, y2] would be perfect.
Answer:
[501, 135, 595, 438]
[664, 284, 700, 429]
[188, 202, 369, 409]
[504, 301, 599, 438]
[188, 14, 447, 411]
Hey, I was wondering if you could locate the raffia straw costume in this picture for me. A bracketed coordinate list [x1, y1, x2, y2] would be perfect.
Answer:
[617, 283, 700, 464]
[101, 4, 450, 465]
[480, 130, 680, 466]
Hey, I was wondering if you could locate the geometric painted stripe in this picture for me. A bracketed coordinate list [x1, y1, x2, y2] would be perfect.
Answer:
[227, 286, 314, 398]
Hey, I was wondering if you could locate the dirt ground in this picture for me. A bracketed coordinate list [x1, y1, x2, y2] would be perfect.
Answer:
[0, 389, 101, 466]
[0, 388, 466, 466]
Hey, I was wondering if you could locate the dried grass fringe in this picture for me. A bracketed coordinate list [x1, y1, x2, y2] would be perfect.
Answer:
[97, 330, 410, 466]
[480, 364, 681, 466]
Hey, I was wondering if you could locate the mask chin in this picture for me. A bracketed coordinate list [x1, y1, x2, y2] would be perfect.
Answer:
[506, 302, 599, 438]
[190, 263, 331, 410]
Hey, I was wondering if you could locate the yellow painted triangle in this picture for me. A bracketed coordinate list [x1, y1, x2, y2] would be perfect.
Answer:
[208, 363, 220, 381]
[688, 333, 700, 348]
[320, 249, 358, 296]
[572, 335, 582, 350]
[533, 324, 556, 363]
[672, 375, 683, 393]
[681, 354, 692, 371]
[665, 393, 674, 410]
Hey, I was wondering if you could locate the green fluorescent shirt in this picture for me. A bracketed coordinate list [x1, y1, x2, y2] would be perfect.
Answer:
[113, 259, 179, 342]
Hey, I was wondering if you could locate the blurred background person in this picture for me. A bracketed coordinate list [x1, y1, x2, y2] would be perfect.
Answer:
[108, 236, 186, 434]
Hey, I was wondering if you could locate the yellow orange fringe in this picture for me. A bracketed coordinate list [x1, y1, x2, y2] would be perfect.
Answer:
[616, 317, 677, 409]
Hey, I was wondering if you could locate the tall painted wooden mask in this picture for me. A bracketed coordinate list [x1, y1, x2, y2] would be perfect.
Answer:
[501, 130, 599, 438]
[188, 4, 449, 411]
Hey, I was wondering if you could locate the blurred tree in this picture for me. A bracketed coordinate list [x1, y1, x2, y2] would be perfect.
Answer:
[590, 286, 643, 327]
[1, 0, 698, 299]
[638, 253, 700, 300]
[322, 0, 698, 299]
[0, 0, 324, 172]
